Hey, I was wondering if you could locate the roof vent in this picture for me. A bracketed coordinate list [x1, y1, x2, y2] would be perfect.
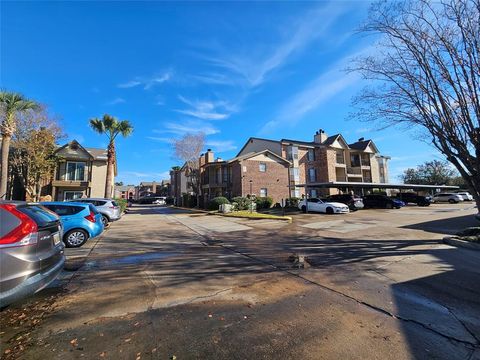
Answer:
[358, 137, 365, 142]
[207, 148, 212, 152]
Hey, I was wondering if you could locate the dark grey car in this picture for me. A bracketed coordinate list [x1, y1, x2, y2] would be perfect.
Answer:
[0, 202, 65, 307]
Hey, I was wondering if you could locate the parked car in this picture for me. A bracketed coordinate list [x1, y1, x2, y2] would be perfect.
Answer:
[396, 193, 431, 206]
[327, 194, 364, 211]
[298, 198, 350, 214]
[0, 202, 65, 307]
[455, 192, 474, 201]
[41, 202, 104, 247]
[363, 195, 405, 209]
[432, 193, 464, 204]
[153, 197, 166, 205]
[70, 198, 121, 226]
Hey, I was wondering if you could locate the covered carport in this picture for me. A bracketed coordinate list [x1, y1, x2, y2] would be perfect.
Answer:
[297, 181, 459, 197]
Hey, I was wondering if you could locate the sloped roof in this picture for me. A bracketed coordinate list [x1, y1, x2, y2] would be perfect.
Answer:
[227, 149, 291, 165]
[236, 137, 281, 157]
[349, 139, 379, 153]
[85, 147, 108, 160]
[280, 138, 316, 147]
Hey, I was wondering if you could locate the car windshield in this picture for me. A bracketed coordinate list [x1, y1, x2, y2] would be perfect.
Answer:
[308, 198, 321, 203]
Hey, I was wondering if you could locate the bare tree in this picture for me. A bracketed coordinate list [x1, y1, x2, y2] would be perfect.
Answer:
[172, 132, 205, 206]
[351, 0, 480, 213]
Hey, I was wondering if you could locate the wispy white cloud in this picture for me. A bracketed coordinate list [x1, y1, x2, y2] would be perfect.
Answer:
[175, 95, 235, 120]
[119, 171, 170, 181]
[106, 97, 126, 105]
[146, 136, 171, 142]
[259, 45, 374, 135]
[205, 140, 237, 153]
[199, 4, 348, 88]
[153, 120, 220, 136]
[118, 70, 173, 90]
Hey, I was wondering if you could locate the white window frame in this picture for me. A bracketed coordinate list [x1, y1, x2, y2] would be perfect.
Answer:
[64, 191, 84, 201]
[66, 161, 86, 181]
[259, 163, 267, 172]
[259, 188, 268, 197]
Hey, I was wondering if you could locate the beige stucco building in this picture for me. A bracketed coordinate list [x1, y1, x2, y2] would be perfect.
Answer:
[51, 140, 111, 201]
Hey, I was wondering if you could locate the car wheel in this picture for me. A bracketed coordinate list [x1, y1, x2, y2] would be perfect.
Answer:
[385, 203, 393, 209]
[64, 229, 88, 248]
[101, 215, 109, 227]
[448, 199, 456, 204]
[326, 207, 334, 215]
[301, 205, 307, 213]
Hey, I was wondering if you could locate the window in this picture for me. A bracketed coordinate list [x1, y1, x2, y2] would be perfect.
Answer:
[66, 162, 86, 181]
[287, 146, 299, 161]
[44, 205, 83, 216]
[259, 163, 266, 172]
[291, 167, 300, 181]
[310, 189, 317, 198]
[307, 149, 315, 161]
[64, 191, 84, 201]
[259, 188, 268, 197]
[291, 188, 301, 198]
[336, 150, 345, 164]
[308, 168, 316, 182]
[350, 154, 361, 167]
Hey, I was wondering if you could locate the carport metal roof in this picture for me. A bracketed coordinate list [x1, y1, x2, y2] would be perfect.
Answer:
[296, 181, 459, 190]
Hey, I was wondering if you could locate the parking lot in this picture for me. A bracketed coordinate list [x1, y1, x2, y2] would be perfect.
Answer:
[1, 203, 479, 359]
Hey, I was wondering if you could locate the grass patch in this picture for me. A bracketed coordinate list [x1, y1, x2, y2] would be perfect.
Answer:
[217, 210, 292, 222]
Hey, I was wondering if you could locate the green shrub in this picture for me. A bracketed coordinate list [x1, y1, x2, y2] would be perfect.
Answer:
[287, 197, 300, 208]
[256, 196, 273, 209]
[208, 196, 230, 211]
[457, 227, 480, 237]
[114, 198, 128, 213]
[182, 193, 197, 208]
[231, 196, 252, 211]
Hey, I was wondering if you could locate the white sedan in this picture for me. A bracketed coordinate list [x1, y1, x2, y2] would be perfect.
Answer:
[298, 198, 350, 214]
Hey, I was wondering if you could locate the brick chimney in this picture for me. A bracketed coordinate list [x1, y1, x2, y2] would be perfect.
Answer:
[199, 153, 205, 168]
[314, 129, 328, 143]
[205, 149, 214, 163]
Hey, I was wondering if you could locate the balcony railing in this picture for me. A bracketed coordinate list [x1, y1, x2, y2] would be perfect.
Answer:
[347, 166, 362, 175]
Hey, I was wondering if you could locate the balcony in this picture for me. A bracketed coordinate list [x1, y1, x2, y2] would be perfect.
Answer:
[52, 180, 90, 187]
[347, 166, 362, 175]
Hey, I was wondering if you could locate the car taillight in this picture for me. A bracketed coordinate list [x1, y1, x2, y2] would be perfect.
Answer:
[0, 204, 38, 248]
[85, 211, 96, 223]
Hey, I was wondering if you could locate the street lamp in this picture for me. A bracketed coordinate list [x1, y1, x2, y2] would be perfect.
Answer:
[249, 180, 253, 213]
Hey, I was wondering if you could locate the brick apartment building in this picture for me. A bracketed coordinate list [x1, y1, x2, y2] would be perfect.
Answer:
[237, 129, 390, 198]
[170, 129, 390, 207]
[199, 149, 291, 204]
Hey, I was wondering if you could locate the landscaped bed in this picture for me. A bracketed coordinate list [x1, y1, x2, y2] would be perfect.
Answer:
[454, 227, 480, 242]
[443, 227, 480, 250]
[213, 210, 292, 222]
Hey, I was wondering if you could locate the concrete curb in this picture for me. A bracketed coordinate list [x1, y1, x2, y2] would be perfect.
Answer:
[443, 236, 480, 250]
[213, 212, 293, 223]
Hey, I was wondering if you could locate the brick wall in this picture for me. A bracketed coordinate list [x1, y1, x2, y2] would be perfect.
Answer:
[237, 158, 289, 204]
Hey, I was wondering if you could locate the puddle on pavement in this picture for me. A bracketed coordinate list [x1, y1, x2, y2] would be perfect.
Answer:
[85, 252, 178, 268]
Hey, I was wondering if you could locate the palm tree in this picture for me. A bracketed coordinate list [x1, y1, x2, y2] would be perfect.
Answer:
[89, 114, 133, 198]
[0, 91, 40, 199]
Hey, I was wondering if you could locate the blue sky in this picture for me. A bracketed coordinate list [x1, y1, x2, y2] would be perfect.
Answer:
[2, 1, 443, 185]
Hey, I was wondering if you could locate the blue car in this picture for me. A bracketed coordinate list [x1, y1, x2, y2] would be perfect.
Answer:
[40, 202, 104, 247]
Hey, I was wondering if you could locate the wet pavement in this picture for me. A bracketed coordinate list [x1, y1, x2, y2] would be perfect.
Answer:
[1, 204, 479, 359]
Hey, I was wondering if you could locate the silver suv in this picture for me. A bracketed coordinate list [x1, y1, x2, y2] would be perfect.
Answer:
[0, 202, 65, 307]
[72, 198, 121, 226]
[432, 193, 464, 204]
